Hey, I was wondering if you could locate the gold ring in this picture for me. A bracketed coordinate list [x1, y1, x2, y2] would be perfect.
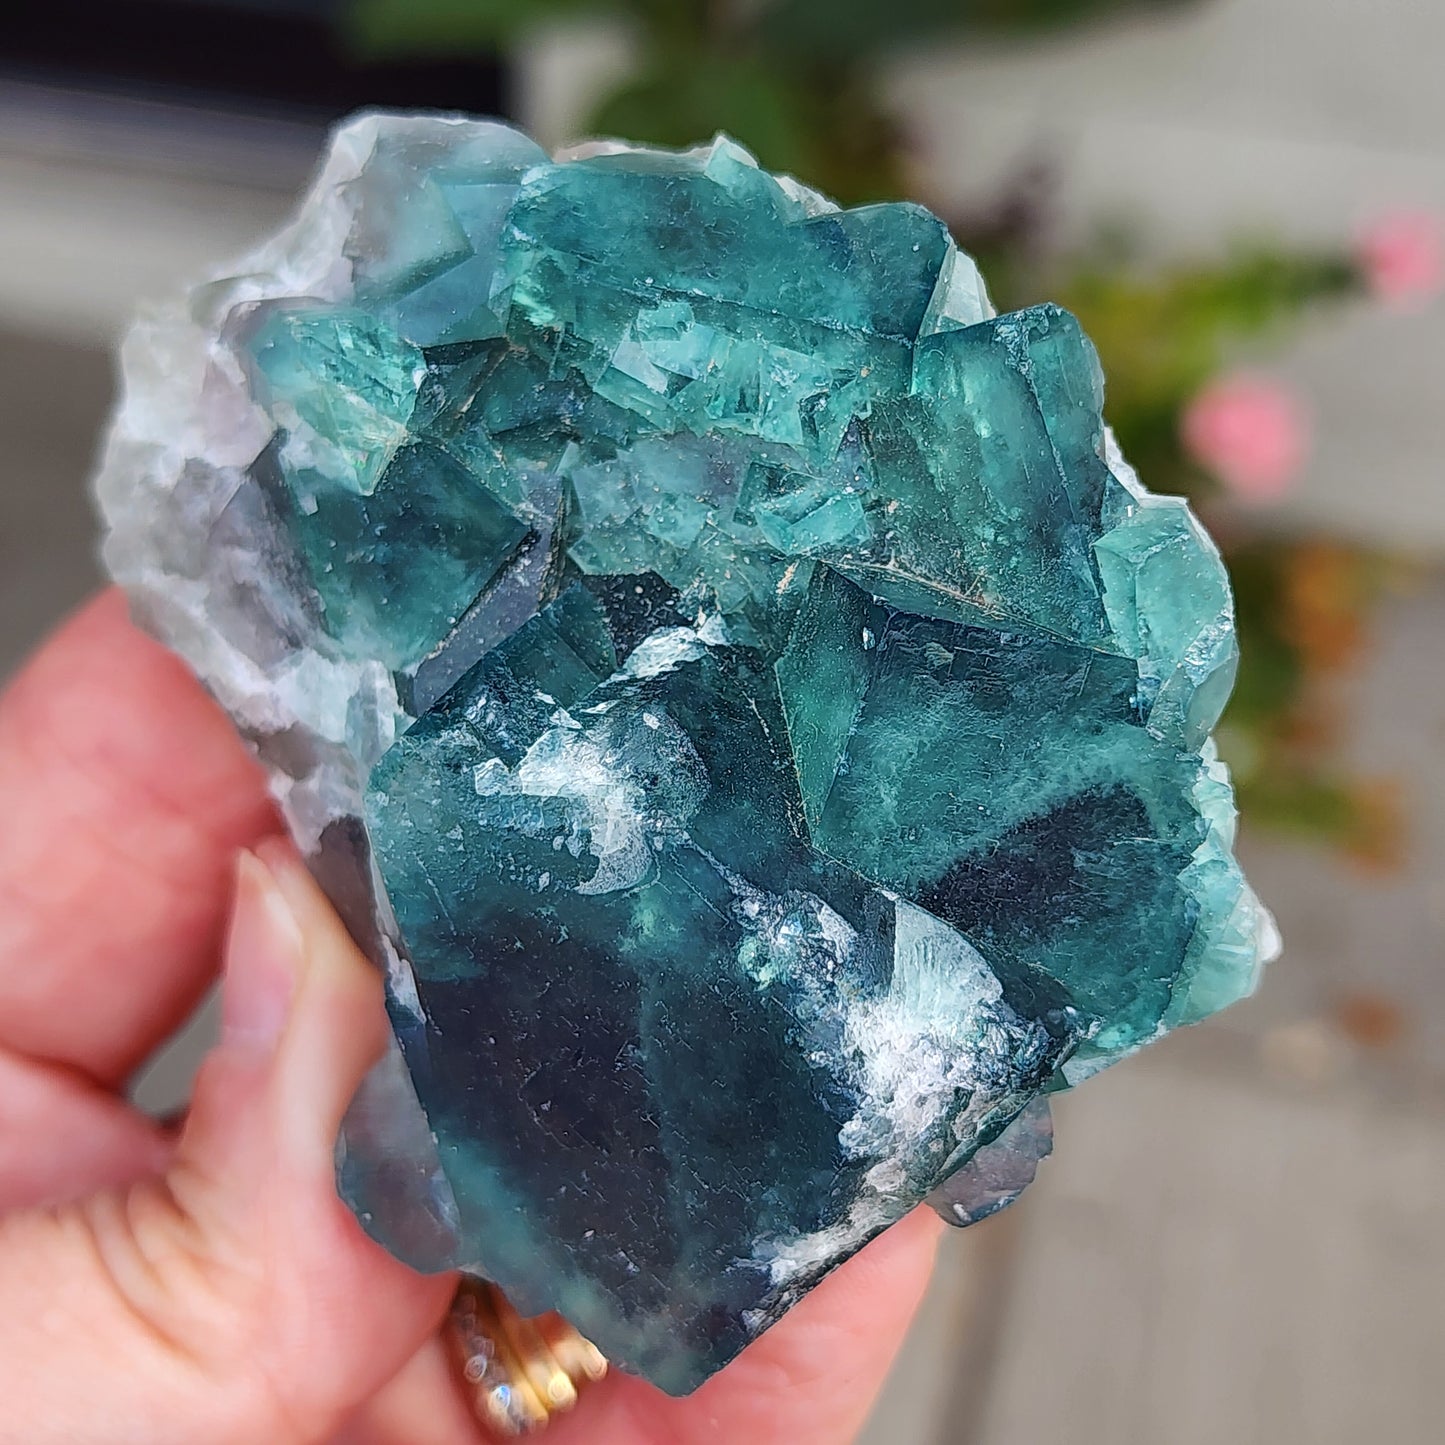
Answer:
[445, 1275, 608, 1436]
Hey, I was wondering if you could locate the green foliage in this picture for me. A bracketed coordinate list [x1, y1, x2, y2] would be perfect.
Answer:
[1237, 773, 1382, 855]
[591, 54, 818, 179]
[1223, 544, 1308, 728]
[591, 53, 904, 201]
[347, 0, 611, 57]
[757, 0, 1194, 61]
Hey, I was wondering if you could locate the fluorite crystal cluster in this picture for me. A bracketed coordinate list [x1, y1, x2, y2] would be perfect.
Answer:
[95, 112, 1277, 1394]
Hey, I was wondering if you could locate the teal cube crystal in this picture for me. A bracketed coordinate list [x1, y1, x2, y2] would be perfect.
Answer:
[247, 305, 425, 495]
[94, 112, 1277, 1393]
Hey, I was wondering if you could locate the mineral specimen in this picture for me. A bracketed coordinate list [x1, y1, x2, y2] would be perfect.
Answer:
[94, 112, 1278, 1394]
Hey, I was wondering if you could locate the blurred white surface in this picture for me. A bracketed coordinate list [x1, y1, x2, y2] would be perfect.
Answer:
[0, 82, 306, 344]
[967, 1052, 1445, 1445]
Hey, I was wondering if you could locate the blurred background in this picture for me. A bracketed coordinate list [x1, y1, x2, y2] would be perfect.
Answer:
[2, 2, 1442, 1441]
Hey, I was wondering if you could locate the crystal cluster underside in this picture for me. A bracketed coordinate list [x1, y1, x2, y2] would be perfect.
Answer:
[95, 112, 1277, 1393]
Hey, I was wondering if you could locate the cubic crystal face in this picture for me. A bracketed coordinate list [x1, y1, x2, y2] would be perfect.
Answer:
[94, 112, 1277, 1393]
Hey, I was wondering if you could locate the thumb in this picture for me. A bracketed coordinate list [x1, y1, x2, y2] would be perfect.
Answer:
[0, 844, 455, 1445]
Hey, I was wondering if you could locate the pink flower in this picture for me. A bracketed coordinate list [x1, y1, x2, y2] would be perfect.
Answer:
[1356, 211, 1443, 312]
[1181, 374, 1309, 503]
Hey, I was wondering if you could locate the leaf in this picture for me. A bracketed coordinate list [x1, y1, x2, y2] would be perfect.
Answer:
[587, 52, 907, 205]
[588, 54, 824, 186]
[755, 0, 1198, 64]
[343, 0, 612, 58]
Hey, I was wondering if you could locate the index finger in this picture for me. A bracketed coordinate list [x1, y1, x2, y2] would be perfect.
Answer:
[0, 590, 279, 1088]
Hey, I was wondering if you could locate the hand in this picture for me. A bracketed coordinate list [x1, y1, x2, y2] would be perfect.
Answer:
[0, 591, 942, 1445]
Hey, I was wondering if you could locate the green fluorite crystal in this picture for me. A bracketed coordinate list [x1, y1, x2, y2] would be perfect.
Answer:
[94, 113, 1276, 1396]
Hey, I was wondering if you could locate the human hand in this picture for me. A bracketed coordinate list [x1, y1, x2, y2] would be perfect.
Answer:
[0, 591, 942, 1445]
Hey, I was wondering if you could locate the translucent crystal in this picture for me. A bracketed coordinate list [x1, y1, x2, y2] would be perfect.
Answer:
[926, 1096, 1054, 1227]
[94, 112, 1277, 1393]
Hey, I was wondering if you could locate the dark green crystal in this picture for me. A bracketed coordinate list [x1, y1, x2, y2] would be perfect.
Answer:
[99, 116, 1273, 1396]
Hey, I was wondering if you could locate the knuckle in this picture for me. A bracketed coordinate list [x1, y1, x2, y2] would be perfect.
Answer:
[69, 1182, 311, 1444]
[79, 1178, 248, 1363]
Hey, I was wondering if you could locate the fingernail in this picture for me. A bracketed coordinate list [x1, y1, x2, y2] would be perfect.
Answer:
[221, 849, 304, 1054]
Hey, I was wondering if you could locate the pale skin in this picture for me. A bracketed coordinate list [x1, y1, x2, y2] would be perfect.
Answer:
[0, 590, 942, 1445]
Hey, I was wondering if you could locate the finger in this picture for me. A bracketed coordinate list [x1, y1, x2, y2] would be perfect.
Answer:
[0, 589, 278, 1087]
[338, 1339, 485, 1445]
[0, 1050, 171, 1211]
[0, 845, 453, 1445]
